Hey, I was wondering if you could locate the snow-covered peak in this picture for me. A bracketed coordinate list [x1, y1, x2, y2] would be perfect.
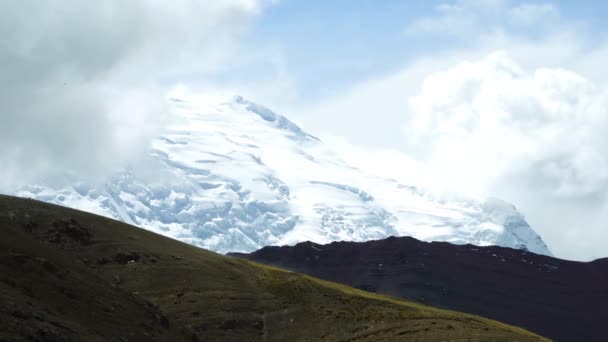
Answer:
[482, 197, 520, 221]
[232, 95, 319, 141]
[16, 94, 552, 256]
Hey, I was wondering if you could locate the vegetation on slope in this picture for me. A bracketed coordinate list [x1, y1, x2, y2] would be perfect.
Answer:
[0, 195, 548, 341]
[233, 237, 608, 341]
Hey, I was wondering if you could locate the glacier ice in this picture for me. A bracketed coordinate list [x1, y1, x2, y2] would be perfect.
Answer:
[15, 94, 552, 256]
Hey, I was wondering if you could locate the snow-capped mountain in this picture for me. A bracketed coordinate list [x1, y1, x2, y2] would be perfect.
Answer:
[16, 93, 552, 256]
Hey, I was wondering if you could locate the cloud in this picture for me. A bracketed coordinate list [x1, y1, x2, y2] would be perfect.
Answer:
[405, 1, 559, 35]
[405, 51, 608, 198]
[298, 38, 608, 260]
[0, 0, 267, 189]
[508, 3, 558, 24]
[437, 0, 508, 12]
[293, 0, 608, 260]
[305, 50, 608, 200]
[404, 2, 478, 35]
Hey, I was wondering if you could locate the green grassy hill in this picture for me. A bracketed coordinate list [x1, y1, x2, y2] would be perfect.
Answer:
[0, 195, 549, 341]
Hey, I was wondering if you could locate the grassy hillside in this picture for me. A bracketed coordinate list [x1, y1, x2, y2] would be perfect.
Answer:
[0, 195, 549, 341]
[231, 237, 608, 341]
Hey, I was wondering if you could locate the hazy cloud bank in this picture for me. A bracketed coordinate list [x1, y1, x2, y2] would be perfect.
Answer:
[0, 0, 266, 189]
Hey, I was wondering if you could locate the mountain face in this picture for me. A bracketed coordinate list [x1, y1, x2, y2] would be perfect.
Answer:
[231, 237, 608, 342]
[15, 94, 551, 255]
[0, 195, 548, 341]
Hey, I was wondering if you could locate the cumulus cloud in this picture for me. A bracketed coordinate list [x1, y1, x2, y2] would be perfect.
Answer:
[403, 52, 608, 261]
[0, 0, 266, 189]
[405, 51, 608, 198]
[299, 46, 608, 260]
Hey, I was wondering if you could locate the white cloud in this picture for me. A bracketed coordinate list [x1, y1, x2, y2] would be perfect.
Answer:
[405, 13, 476, 36]
[0, 0, 269, 189]
[405, 51, 608, 198]
[405, 1, 559, 35]
[298, 36, 608, 260]
[404, 1, 477, 35]
[509, 3, 558, 24]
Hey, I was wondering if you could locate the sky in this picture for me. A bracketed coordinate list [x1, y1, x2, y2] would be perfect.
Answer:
[1, 0, 607, 260]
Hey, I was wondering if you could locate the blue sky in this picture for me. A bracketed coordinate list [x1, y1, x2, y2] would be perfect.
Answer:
[206, 0, 608, 104]
[248, 0, 428, 96]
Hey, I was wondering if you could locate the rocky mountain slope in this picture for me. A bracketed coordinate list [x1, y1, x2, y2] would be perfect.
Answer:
[232, 236, 608, 341]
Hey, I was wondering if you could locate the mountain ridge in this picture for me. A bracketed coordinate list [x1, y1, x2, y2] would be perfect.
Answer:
[15, 94, 551, 255]
[231, 235, 608, 341]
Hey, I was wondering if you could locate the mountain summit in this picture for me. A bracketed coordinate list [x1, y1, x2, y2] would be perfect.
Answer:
[16, 94, 551, 255]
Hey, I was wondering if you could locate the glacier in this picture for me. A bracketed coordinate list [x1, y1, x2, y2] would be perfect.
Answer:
[15, 93, 552, 256]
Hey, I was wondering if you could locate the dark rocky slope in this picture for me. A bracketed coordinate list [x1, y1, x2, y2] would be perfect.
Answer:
[232, 236, 608, 341]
